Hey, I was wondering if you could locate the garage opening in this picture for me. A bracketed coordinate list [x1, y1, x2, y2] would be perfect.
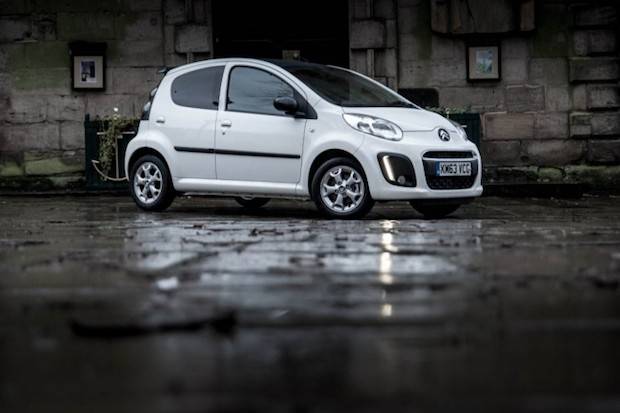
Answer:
[212, 0, 350, 67]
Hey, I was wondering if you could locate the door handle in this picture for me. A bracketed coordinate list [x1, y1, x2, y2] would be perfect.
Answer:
[220, 120, 232, 127]
[155, 116, 165, 124]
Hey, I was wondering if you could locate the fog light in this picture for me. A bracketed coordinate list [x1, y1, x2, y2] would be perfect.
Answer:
[377, 153, 416, 187]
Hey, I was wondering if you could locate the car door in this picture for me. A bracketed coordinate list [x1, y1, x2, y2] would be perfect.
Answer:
[159, 65, 224, 179]
[215, 65, 307, 184]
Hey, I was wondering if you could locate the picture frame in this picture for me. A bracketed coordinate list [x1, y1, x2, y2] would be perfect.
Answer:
[466, 45, 501, 82]
[69, 42, 106, 91]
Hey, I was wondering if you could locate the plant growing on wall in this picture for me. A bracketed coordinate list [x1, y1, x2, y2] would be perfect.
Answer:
[98, 108, 138, 175]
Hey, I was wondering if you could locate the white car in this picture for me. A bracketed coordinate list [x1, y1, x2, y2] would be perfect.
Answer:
[125, 58, 482, 219]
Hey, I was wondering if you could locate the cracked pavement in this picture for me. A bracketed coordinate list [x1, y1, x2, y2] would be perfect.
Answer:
[1, 196, 620, 413]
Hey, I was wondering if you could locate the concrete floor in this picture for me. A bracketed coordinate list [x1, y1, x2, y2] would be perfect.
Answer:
[1, 195, 620, 413]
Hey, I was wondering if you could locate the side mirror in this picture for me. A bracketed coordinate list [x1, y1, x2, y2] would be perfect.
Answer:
[273, 96, 299, 115]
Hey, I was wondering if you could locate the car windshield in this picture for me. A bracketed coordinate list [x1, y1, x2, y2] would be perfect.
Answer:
[283, 64, 417, 108]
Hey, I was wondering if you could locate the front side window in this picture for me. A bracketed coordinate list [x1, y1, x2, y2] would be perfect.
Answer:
[171, 66, 224, 110]
[282, 64, 416, 108]
[227, 66, 295, 116]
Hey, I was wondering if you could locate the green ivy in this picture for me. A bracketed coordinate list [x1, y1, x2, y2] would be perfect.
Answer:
[97, 113, 138, 175]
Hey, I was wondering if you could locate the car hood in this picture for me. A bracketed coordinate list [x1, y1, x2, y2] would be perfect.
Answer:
[341, 107, 454, 132]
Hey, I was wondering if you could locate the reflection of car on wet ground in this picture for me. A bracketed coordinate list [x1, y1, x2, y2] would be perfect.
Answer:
[126, 58, 483, 219]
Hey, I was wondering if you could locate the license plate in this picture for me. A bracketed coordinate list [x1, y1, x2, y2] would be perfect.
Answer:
[435, 162, 472, 176]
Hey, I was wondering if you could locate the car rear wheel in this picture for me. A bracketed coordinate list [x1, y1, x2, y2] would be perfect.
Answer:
[311, 157, 374, 219]
[129, 155, 175, 211]
[410, 203, 460, 219]
[234, 196, 270, 209]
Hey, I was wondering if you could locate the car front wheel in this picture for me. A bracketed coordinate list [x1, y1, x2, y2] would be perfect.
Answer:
[129, 155, 175, 211]
[311, 157, 374, 219]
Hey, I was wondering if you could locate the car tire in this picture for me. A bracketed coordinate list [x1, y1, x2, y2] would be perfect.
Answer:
[311, 157, 374, 219]
[410, 203, 460, 219]
[129, 155, 175, 211]
[234, 197, 271, 209]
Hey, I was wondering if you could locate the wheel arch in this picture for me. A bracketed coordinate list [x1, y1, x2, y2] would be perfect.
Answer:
[306, 149, 364, 200]
[127, 147, 172, 179]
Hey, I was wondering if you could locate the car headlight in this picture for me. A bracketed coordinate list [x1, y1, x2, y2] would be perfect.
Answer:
[448, 119, 468, 141]
[343, 113, 403, 141]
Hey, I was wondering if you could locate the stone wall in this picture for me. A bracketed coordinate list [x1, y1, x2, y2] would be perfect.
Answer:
[0, 0, 212, 190]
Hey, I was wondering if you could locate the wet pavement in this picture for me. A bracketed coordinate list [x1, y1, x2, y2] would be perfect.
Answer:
[1, 195, 620, 413]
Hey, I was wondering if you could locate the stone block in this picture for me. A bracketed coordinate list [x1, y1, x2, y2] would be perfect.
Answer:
[117, 12, 162, 41]
[399, 33, 431, 60]
[569, 112, 592, 137]
[107, 67, 161, 95]
[350, 19, 386, 49]
[1, 96, 47, 124]
[573, 30, 616, 56]
[430, 0, 449, 33]
[532, 3, 569, 58]
[32, 14, 58, 42]
[59, 121, 85, 150]
[569, 58, 619, 82]
[431, 36, 463, 60]
[174, 24, 211, 53]
[0, 157, 24, 177]
[484, 112, 535, 140]
[0, 123, 60, 152]
[46, 95, 85, 122]
[10, 68, 71, 95]
[0, 16, 31, 42]
[449, 0, 516, 34]
[505, 85, 544, 112]
[7, 41, 68, 69]
[439, 87, 503, 112]
[523, 140, 584, 165]
[573, 5, 617, 27]
[164, 0, 186, 24]
[588, 140, 620, 164]
[535, 113, 569, 139]
[385, 19, 398, 48]
[374, 0, 396, 19]
[127, 0, 162, 12]
[529, 58, 568, 86]
[591, 113, 620, 137]
[350, 50, 369, 75]
[546, 87, 571, 112]
[399, 60, 431, 87]
[572, 84, 587, 110]
[502, 58, 528, 84]
[85, 94, 140, 119]
[587, 85, 620, 110]
[501, 37, 529, 59]
[23, 151, 84, 176]
[481, 140, 522, 166]
[57, 12, 116, 40]
[108, 40, 164, 67]
[374, 49, 397, 78]
[537, 167, 564, 182]
[430, 60, 466, 86]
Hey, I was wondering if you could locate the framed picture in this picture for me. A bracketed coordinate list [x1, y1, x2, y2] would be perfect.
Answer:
[69, 42, 106, 90]
[467, 45, 501, 81]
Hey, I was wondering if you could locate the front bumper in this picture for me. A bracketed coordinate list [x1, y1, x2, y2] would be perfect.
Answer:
[355, 132, 483, 201]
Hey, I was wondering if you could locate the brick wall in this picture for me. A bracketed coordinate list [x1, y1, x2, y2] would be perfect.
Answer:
[0, 0, 212, 190]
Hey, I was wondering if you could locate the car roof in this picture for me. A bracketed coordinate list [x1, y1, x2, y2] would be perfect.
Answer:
[165, 57, 341, 76]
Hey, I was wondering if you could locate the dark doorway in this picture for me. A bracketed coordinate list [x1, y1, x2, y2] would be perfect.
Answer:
[212, 0, 349, 67]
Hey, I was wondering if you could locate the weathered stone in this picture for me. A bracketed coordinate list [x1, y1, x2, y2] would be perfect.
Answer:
[107, 67, 161, 95]
[565, 165, 620, 188]
[127, 0, 163, 12]
[572, 84, 587, 110]
[450, 0, 516, 34]
[117, 11, 162, 41]
[385, 19, 397, 48]
[85, 94, 140, 118]
[32, 14, 57, 41]
[374, 0, 396, 19]
[532, 3, 568, 58]
[535, 113, 569, 139]
[502, 58, 528, 84]
[0, 158, 24, 177]
[431, 36, 463, 60]
[399, 59, 431, 87]
[0, 16, 31, 42]
[573, 5, 617, 27]
[23, 151, 84, 176]
[587, 85, 620, 110]
[520, 0, 535, 31]
[501, 37, 529, 59]
[591, 113, 620, 137]
[569, 58, 619, 83]
[10, 68, 71, 95]
[439, 87, 503, 112]
[0, 123, 60, 152]
[537, 167, 564, 182]
[46, 95, 85, 122]
[374, 49, 397, 78]
[350, 50, 370, 75]
[163, 0, 186, 25]
[529, 58, 568, 86]
[1, 96, 47, 124]
[59, 121, 85, 150]
[430, 0, 449, 33]
[522, 140, 584, 165]
[546, 87, 571, 112]
[484, 112, 535, 140]
[481, 140, 522, 166]
[399, 33, 431, 61]
[505, 85, 545, 112]
[174, 24, 211, 53]
[573, 30, 616, 56]
[588, 140, 620, 164]
[7, 41, 68, 69]
[351, 19, 386, 49]
[430, 60, 466, 86]
[570, 112, 592, 137]
[107, 39, 164, 67]
[57, 12, 116, 40]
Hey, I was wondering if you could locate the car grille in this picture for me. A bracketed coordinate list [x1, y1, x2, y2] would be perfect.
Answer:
[425, 175, 477, 190]
[423, 151, 474, 159]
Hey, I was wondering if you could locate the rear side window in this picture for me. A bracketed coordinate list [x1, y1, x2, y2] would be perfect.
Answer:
[227, 66, 295, 116]
[171, 66, 224, 110]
